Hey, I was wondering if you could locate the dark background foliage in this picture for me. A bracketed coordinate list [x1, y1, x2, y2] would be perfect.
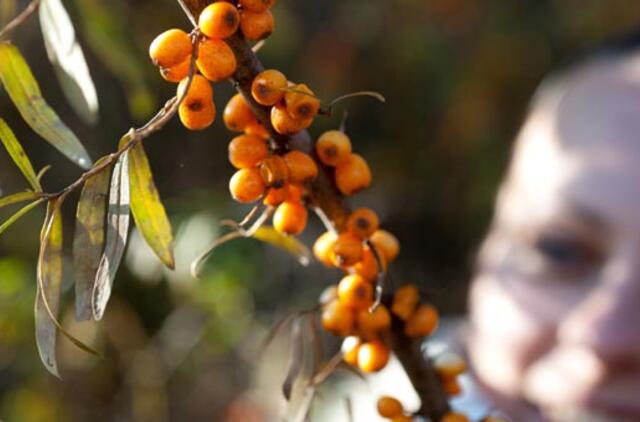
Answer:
[1, 0, 639, 420]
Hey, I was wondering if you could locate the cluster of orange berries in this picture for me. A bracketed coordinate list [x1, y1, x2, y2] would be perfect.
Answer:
[434, 353, 467, 398]
[316, 130, 371, 195]
[148, 0, 277, 131]
[376, 396, 412, 422]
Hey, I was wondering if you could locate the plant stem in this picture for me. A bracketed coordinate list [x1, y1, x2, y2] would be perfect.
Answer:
[0, 0, 41, 40]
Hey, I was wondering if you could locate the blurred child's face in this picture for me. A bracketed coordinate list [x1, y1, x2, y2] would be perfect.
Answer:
[469, 57, 640, 422]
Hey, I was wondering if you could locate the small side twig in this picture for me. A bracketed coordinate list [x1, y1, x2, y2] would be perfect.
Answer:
[0, 0, 41, 40]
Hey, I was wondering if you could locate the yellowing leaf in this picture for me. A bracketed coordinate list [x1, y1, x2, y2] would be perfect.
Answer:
[0, 118, 41, 191]
[0, 42, 92, 169]
[35, 200, 63, 378]
[39, 0, 99, 125]
[92, 152, 130, 320]
[73, 162, 111, 321]
[129, 143, 175, 269]
[0, 191, 39, 209]
[253, 227, 311, 265]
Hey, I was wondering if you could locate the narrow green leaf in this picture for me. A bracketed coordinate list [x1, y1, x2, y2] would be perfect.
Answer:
[35, 200, 63, 378]
[39, 0, 99, 125]
[73, 162, 111, 321]
[92, 152, 130, 320]
[0, 197, 45, 237]
[0, 118, 41, 191]
[129, 143, 175, 269]
[253, 227, 312, 266]
[0, 42, 92, 169]
[0, 191, 39, 209]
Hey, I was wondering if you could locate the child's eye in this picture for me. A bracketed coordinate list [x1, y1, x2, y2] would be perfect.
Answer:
[533, 235, 602, 275]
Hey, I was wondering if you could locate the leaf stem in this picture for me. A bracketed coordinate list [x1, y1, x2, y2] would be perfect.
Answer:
[0, 0, 41, 40]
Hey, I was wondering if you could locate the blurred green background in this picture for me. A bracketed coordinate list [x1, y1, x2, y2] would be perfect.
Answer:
[1, 0, 640, 420]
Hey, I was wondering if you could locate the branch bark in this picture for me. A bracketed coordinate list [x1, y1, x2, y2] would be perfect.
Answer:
[180, 0, 450, 419]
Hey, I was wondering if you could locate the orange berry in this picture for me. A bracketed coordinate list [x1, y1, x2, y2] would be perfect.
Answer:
[252, 69, 287, 106]
[313, 231, 338, 267]
[391, 416, 413, 422]
[332, 232, 363, 267]
[179, 100, 216, 130]
[370, 229, 400, 263]
[434, 353, 467, 378]
[346, 208, 379, 239]
[357, 305, 391, 334]
[357, 339, 389, 372]
[377, 396, 403, 418]
[286, 184, 304, 202]
[341, 336, 361, 366]
[351, 246, 385, 281]
[196, 37, 237, 81]
[318, 284, 337, 305]
[238, 0, 276, 12]
[240, 9, 274, 41]
[273, 201, 307, 235]
[177, 75, 215, 130]
[228, 134, 269, 169]
[149, 28, 192, 68]
[335, 153, 372, 195]
[283, 150, 318, 184]
[441, 412, 470, 422]
[404, 304, 439, 338]
[229, 168, 265, 203]
[338, 274, 373, 310]
[263, 186, 288, 207]
[391, 284, 419, 321]
[285, 83, 320, 120]
[442, 377, 462, 396]
[321, 299, 354, 336]
[316, 130, 352, 166]
[244, 122, 270, 139]
[259, 155, 289, 188]
[271, 102, 313, 135]
[199, 2, 240, 39]
[160, 55, 191, 82]
[224, 93, 259, 132]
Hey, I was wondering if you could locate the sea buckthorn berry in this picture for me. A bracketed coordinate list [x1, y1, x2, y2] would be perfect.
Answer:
[229, 168, 265, 203]
[347, 208, 379, 239]
[177, 74, 213, 101]
[352, 246, 385, 281]
[377, 396, 403, 418]
[160, 55, 191, 82]
[338, 274, 373, 310]
[404, 304, 439, 338]
[357, 305, 391, 334]
[283, 151, 318, 184]
[196, 38, 237, 81]
[434, 353, 467, 379]
[179, 100, 216, 130]
[271, 102, 313, 135]
[252, 69, 287, 106]
[442, 377, 462, 396]
[318, 285, 337, 305]
[370, 229, 400, 263]
[259, 155, 289, 188]
[149, 28, 192, 68]
[321, 299, 354, 336]
[332, 232, 363, 267]
[273, 201, 307, 235]
[357, 339, 389, 373]
[391, 284, 419, 321]
[440, 412, 470, 422]
[228, 134, 269, 169]
[224, 93, 259, 132]
[316, 130, 352, 166]
[263, 186, 288, 207]
[244, 122, 270, 139]
[391, 416, 413, 422]
[286, 184, 304, 202]
[240, 9, 274, 41]
[285, 84, 320, 120]
[199, 2, 240, 39]
[313, 231, 338, 267]
[335, 153, 372, 195]
[341, 336, 361, 366]
[239, 0, 276, 12]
